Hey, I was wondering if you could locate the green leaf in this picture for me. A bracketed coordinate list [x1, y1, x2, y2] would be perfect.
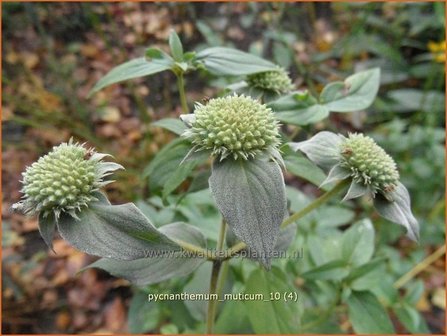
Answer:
[152, 118, 187, 135]
[284, 151, 326, 186]
[87, 222, 206, 285]
[301, 260, 349, 281]
[215, 300, 252, 334]
[268, 91, 329, 125]
[346, 291, 395, 334]
[57, 202, 179, 260]
[312, 206, 355, 228]
[346, 258, 385, 285]
[245, 268, 299, 333]
[183, 262, 212, 321]
[128, 290, 160, 333]
[405, 280, 425, 305]
[307, 234, 343, 266]
[143, 138, 192, 191]
[160, 324, 179, 335]
[169, 30, 184, 62]
[342, 219, 375, 267]
[393, 302, 430, 334]
[386, 89, 445, 113]
[289, 131, 342, 171]
[374, 182, 419, 242]
[320, 68, 380, 112]
[38, 212, 56, 250]
[89, 57, 172, 96]
[196, 47, 277, 76]
[209, 159, 287, 268]
[161, 146, 210, 199]
[225, 218, 297, 260]
[145, 47, 173, 62]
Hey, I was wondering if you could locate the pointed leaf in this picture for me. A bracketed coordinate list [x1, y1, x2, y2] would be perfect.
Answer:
[127, 290, 161, 333]
[374, 182, 419, 241]
[320, 68, 381, 112]
[346, 291, 395, 334]
[284, 151, 327, 186]
[342, 180, 369, 201]
[57, 202, 179, 260]
[393, 302, 430, 334]
[38, 212, 56, 250]
[152, 118, 187, 135]
[341, 219, 375, 267]
[145, 47, 173, 61]
[289, 131, 342, 171]
[301, 260, 349, 281]
[97, 162, 124, 176]
[268, 91, 329, 125]
[89, 58, 172, 96]
[143, 138, 193, 192]
[245, 268, 299, 333]
[196, 47, 277, 76]
[86, 222, 206, 285]
[321, 164, 350, 187]
[169, 30, 184, 62]
[226, 214, 297, 260]
[209, 159, 287, 267]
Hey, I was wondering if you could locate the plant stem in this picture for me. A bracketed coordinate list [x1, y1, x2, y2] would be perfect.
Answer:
[171, 238, 217, 261]
[206, 260, 222, 334]
[394, 244, 446, 289]
[281, 180, 349, 228]
[177, 73, 189, 114]
[225, 180, 349, 258]
[206, 220, 227, 334]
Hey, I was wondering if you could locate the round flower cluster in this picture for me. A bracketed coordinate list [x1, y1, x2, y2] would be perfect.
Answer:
[184, 95, 280, 160]
[246, 67, 293, 94]
[340, 133, 399, 195]
[15, 140, 120, 219]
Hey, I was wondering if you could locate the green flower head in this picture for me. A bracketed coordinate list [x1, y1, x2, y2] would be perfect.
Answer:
[181, 95, 281, 161]
[290, 131, 419, 242]
[246, 66, 293, 94]
[339, 133, 399, 196]
[13, 139, 123, 219]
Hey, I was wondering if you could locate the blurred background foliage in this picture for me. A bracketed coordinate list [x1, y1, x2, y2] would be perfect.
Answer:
[2, 2, 445, 334]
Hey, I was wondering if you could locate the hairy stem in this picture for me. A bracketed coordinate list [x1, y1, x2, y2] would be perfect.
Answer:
[225, 180, 349, 258]
[171, 238, 217, 261]
[206, 220, 227, 334]
[177, 73, 189, 114]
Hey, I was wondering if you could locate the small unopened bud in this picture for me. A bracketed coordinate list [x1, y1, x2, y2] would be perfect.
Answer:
[246, 66, 293, 94]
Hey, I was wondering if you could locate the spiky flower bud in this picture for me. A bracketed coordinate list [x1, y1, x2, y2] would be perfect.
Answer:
[13, 140, 122, 219]
[246, 66, 293, 94]
[340, 133, 399, 195]
[183, 95, 281, 160]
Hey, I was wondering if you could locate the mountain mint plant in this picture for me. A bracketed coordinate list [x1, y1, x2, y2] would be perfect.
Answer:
[13, 30, 421, 334]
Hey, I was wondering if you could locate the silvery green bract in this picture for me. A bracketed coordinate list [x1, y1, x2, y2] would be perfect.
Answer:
[289, 131, 419, 241]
